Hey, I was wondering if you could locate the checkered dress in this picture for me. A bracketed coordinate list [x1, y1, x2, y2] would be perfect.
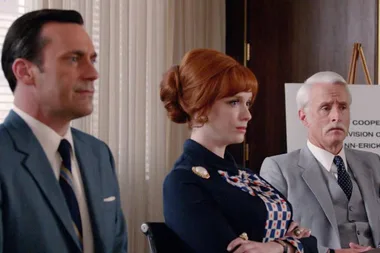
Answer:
[218, 169, 304, 253]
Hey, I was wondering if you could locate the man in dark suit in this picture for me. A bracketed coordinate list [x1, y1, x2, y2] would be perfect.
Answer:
[0, 9, 127, 253]
[260, 71, 379, 253]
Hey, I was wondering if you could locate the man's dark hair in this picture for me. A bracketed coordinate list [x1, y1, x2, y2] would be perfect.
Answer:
[1, 9, 84, 92]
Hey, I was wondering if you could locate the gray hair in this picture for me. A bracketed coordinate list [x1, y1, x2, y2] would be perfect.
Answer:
[296, 71, 352, 111]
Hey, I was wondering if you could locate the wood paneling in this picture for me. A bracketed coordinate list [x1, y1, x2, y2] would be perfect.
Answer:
[225, 0, 246, 166]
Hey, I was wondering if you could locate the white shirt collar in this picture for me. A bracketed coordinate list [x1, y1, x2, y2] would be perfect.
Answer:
[13, 106, 75, 168]
[307, 140, 347, 173]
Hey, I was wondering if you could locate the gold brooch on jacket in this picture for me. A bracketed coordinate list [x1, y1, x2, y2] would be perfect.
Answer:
[192, 166, 210, 179]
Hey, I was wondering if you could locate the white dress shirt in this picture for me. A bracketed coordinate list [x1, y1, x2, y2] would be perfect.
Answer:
[307, 140, 348, 179]
[13, 106, 94, 253]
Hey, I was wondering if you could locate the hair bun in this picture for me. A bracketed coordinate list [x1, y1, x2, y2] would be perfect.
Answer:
[160, 65, 189, 123]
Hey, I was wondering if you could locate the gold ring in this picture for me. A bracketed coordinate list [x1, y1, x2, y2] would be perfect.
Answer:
[294, 228, 302, 236]
[239, 232, 248, 241]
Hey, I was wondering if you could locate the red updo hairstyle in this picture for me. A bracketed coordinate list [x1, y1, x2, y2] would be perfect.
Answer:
[160, 48, 258, 126]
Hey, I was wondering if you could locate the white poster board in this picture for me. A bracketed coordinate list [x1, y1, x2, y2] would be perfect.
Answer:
[285, 84, 380, 155]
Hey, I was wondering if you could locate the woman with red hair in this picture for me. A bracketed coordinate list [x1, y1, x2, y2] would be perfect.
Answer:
[160, 49, 318, 253]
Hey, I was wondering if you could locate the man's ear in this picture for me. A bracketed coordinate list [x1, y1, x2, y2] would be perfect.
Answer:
[11, 59, 36, 86]
[299, 109, 309, 127]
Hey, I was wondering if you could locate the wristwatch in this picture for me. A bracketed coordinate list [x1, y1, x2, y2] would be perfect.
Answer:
[275, 240, 288, 253]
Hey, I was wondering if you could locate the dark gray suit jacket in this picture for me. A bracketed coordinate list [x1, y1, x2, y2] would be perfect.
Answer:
[0, 111, 127, 253]
[260, 147, 380, 253]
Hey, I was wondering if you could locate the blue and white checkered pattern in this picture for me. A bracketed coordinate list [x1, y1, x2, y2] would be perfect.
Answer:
[218, 169, 304, 253]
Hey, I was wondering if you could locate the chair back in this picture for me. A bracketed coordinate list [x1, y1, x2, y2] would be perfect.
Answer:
[141, 222, 192, 253]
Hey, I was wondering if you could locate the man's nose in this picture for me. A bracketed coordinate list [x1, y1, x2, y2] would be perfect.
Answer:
[330, 107, 341, 122]
[83, 60, 99, 81]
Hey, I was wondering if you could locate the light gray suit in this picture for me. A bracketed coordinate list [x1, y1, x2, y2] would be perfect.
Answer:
[260, 146, 380, 253]
[0, 111, 128, 253]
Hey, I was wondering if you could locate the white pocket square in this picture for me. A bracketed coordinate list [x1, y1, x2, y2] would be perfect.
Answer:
[103, 196, 116, 202]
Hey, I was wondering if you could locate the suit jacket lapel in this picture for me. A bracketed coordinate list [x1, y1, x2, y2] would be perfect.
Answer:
[4, 111, 82, 252]
[299, 147, 340, 239]
[346, 148, 380, 247]
[73, 131, 106, 252]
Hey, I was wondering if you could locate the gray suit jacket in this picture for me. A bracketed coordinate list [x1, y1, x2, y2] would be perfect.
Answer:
[0, 111, 128, 253]
[260, 146, 380, 253]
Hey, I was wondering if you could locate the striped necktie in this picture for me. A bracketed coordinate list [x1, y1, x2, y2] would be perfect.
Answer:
[58, 139, 83, 249]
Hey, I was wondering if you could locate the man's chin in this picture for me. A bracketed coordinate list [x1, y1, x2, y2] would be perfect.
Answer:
[325, 136, 345, 147]
[72, 107, 93, 119]
[326, 129, 348, 138]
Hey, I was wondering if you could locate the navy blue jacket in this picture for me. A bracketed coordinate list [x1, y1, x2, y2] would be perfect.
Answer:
[164, 139, 317, 253]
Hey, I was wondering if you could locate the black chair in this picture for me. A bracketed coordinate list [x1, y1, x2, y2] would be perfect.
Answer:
[141, 222, 192, 253]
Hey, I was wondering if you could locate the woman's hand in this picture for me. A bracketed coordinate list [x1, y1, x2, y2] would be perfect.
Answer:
[227, 238, 283, 253]
[286, 221, 311, 239]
